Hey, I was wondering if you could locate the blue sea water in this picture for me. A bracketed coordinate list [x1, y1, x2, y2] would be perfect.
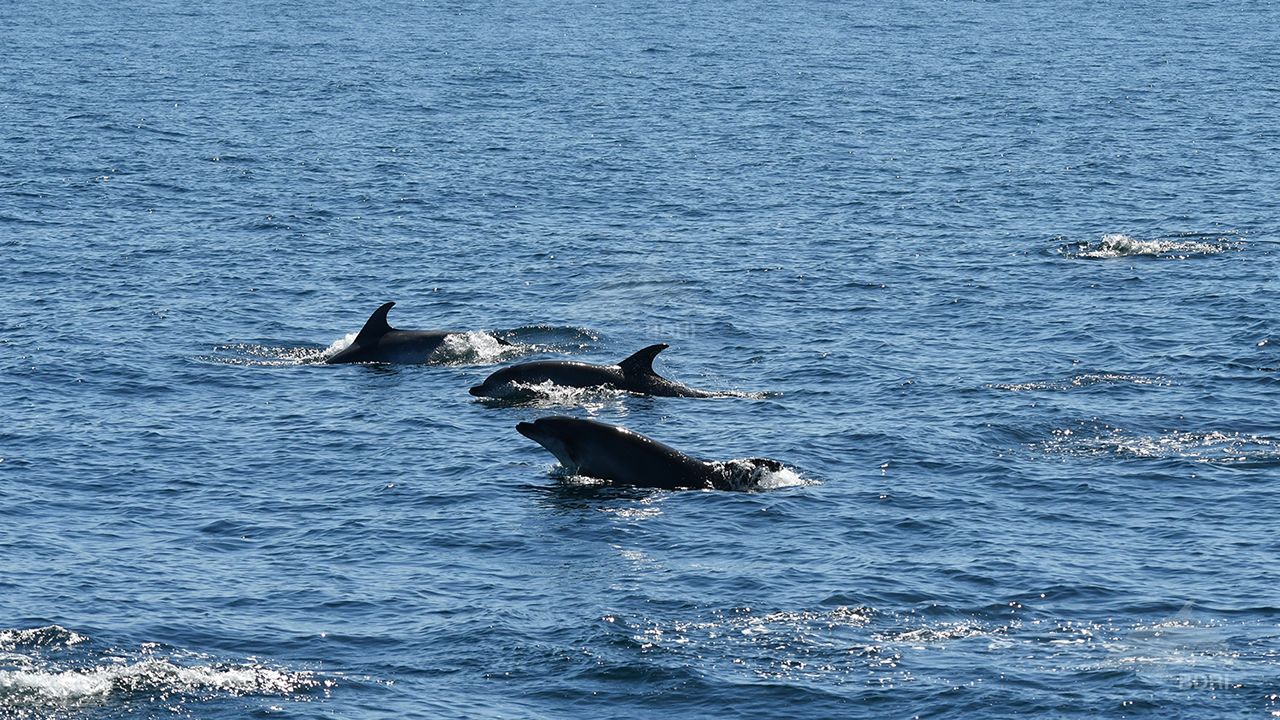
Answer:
[3, 0, 1280, 717]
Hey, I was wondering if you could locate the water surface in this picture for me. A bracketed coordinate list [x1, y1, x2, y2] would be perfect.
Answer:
[3, 0, 1279, 717]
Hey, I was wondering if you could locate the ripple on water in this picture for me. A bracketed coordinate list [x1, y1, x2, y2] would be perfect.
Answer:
[574, 602, 1280, 713]
[1036, 425, 1280, 466]
[989, 373, 1172, 393]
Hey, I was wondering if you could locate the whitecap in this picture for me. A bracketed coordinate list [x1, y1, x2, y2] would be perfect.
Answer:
[0, 626, 88, 652]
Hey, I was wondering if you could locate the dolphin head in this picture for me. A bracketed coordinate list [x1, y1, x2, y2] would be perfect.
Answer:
[518, 416, 736, 490]
[471, 365, 523, 397]
[516, 417, 583, 472]
[741, 457, 784, 472]
[713, 457, 788, 491]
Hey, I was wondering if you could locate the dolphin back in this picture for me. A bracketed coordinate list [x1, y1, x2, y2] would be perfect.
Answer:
[618, 344, 720, 397]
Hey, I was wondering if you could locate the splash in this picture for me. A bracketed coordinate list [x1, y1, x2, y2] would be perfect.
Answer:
[316, 331, 359, 362]
[548, 468, 610, 487]
[474, 380, 632, 407]
[1060, 233, 1240, 260]
[427, 331, 518, 365]
[543, 458, 810, 493]
[713, 459, 812, 491]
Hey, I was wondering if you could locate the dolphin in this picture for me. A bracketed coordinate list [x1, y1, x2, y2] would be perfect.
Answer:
[325, 301, 507, 364]
[515, 415, 785, 491]
[470, 344, 718, 398]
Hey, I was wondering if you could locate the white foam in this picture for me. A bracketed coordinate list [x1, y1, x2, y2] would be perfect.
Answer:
[0, 668, 112, 700]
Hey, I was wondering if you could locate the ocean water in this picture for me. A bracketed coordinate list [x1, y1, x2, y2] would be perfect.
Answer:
[3, 0, 1279, 717]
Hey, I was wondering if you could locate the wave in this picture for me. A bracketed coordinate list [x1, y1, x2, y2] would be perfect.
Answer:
[0, 626, 327, 717]
[1059, 233, 1241, 260]
[200, 341, 334, 367]
[0, 659, 323, 702]
[871, 620, 1006, 645]
[201, 325, 599, 368]
[612, 605, 874, 663]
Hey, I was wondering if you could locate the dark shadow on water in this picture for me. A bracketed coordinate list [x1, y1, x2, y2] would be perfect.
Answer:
[496, 325, 600, 352]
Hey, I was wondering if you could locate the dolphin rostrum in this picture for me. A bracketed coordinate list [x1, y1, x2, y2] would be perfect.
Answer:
[325, 301, 507, 364]
[470, 344, 719, 398]
[516, 415, 786, 491]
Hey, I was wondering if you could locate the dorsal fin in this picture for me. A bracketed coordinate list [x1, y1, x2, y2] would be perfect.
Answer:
[353, 302, 396, 346]
[619, 343, 669, 377]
